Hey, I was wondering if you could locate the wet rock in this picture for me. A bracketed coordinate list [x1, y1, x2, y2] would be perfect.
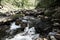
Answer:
[36, 38, 43, 40]
[0, 13, 6, 17]
[0, 25, 10, 38]
[55, 35, 60, 40]
[34, 16, 52, 36]
[50, 36, 57, 40]
[52, 12, 60, 19]
[0, 25, 10, 31]
[21, 22, 27, 28]
[53, 23, 60, 26]
[44, 9, 55, 16]
[15, 19, 22, 25]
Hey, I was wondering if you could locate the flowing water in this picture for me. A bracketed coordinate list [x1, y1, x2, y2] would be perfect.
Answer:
[0, 16, 59, 40]
[2, 16, 40, 40]
[5, 22, 39, 40]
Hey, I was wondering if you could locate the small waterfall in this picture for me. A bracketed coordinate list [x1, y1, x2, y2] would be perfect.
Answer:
[5, 16, 39, 40]
[6, 27, 39, 40]
[6, 22, 21, 35]
[5, 22, 39, 40]
[10, 22, 21, 30]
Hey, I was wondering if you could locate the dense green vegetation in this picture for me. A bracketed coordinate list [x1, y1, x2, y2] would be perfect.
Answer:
[1, 0, 37, 9]
[0, 0, 1, 5]
[1, 0, 59, 9]
[36, 0, 56, 8]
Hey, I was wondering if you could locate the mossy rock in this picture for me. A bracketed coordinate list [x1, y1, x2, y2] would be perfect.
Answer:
[11, 14, 25, 19]
[15, 19, 22, 25]
[44, 9, 55, 16]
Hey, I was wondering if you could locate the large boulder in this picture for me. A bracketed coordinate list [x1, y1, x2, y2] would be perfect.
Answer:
[34, 16, 52, 36]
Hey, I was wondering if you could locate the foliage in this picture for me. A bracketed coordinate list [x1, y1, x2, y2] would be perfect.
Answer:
[1, 0, 37, 9]
[0, 0, 1, 5]
[36, 0, 56, 8]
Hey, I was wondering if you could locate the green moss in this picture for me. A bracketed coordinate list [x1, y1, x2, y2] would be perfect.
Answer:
[11, 14, 25, 19]
[1, 0, 37, 9]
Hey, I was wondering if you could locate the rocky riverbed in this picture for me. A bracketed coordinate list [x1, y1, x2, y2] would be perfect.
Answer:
[0, 8, 60, 40]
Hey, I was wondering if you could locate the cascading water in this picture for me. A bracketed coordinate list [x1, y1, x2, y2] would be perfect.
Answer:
[6, 27, 39, 40]
[6, 24, 39, 40]
[5, 16, 39, 40]
[10, 22, 21, 30]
